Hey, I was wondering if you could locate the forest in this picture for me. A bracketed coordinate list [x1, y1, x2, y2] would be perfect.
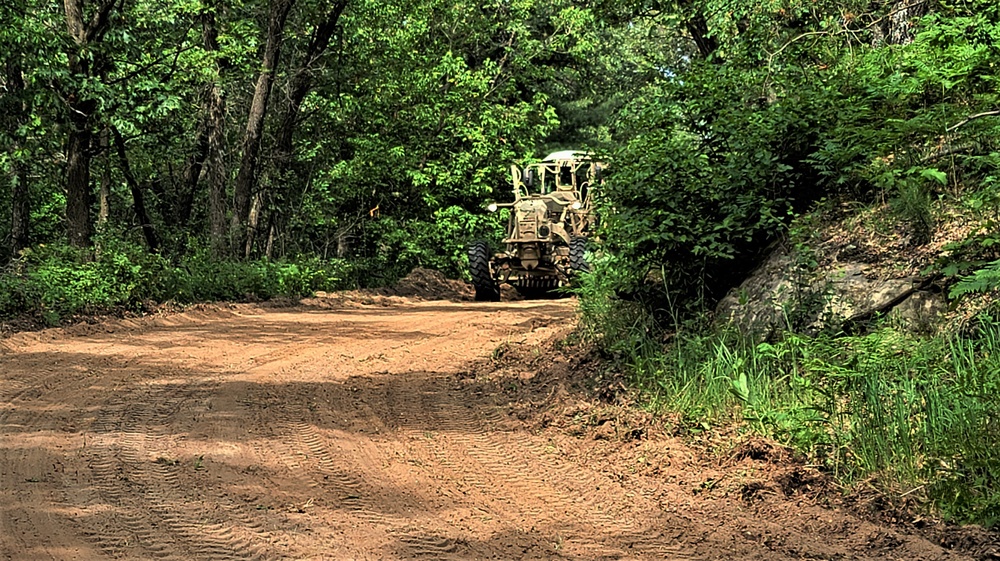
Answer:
[3, 0, 1000, 527]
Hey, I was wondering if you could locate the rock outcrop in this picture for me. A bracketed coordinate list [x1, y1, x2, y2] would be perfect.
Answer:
[716, 244, 946, 338]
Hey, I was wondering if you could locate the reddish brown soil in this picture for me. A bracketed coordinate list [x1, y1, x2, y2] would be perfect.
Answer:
[0, 296, 992, 560]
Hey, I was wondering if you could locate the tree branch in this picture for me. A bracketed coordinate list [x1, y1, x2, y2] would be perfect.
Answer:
[110, 124, 160, 251]
[305, 0, 348, 67]
[85, 0, 121, 43]
[946, 110, 1000, 133]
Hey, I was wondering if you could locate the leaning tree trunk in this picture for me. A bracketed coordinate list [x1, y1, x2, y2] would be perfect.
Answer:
[175, 121, 207, 229]
[246, 0, 348, 258]
[274, 0, 347, 172]
[111, 126, 159, 252]
[685, 14, 717, 59]
[232, 0, 295, 257]
[873, 0, 930, 46]
[673, 0, 718, 59]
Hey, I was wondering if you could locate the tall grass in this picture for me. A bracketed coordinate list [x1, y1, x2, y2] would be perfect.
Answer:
[578, 262, 1000, 525]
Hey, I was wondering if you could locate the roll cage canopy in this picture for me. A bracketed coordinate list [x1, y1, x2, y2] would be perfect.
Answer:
[511, 151, 603, 198]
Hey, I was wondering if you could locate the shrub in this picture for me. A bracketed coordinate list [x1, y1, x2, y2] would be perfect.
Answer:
[0, 241, 349, 324]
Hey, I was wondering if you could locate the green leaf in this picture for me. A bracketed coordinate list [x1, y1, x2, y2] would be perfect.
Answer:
[920, 168, 949, 186]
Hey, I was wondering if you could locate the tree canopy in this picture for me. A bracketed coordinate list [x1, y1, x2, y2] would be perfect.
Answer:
[1, 0, 997, 287]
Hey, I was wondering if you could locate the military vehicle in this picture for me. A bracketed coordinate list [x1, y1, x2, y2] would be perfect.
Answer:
[469, 151, 603, 301]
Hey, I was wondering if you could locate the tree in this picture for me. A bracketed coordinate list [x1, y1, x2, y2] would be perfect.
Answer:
[3, 57, 31, 258]
[232, 0, 295, 256]
[61, 0, 122, 248]
[247, 0, 349, 257]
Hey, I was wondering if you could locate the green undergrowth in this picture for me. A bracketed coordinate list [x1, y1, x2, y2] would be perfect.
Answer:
[579, 267, 1000, 527]
[0, 240, 351, 325]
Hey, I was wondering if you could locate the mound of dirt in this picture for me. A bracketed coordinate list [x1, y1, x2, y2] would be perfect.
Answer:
[375, 267, 474, 301]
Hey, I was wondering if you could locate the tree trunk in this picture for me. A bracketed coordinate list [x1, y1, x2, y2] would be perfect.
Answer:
[207, 82, 227, 258]
[244, 192, 264, 258]
[62, 0, 120, 248]
[176, 124, 208, 228]
[5, 59, 30, 258]
[250, 0, 346, 257]
[111, 126, 159, 252]
[672, 0, 718, 59]
[685, 14, 717, 59]
[274, 0, 347, 171]
[111, 127, 160, 252]
[186, 3, 231, 258]
[873, 0, 930, 46]
[10, 164, 30, 258]
[65, 120, 94, 248]
[232, 0, 295, 255]
[98, 127, 111, 227]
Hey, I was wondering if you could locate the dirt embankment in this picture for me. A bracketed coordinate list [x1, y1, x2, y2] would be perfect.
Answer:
[0, 290, 995, 560]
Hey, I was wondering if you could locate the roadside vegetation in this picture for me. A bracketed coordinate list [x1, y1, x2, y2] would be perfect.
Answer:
[581, 267, 1000, 525]
[3, 0, 1000, 528]
[577, 0, 1000, 528]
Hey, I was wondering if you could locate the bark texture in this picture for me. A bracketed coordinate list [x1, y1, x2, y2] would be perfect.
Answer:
[872, 0, 930, 46]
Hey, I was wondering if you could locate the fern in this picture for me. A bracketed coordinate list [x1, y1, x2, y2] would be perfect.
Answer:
[950, 260, 1000, 299]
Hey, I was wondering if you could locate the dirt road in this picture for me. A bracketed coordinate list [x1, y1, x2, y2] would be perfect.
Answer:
[0, 297, 983, 560]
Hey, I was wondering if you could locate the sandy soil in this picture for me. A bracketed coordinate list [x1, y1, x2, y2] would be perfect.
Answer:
[0, 295, 991, 560]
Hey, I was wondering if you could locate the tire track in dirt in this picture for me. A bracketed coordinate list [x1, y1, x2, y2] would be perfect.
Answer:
[76, 380, 276, 561]
[73, 384, 186, 560]
[135, 384, 275, 561]
[0, 337, 109, 560]
[476, 405, 695, 558]
[385, 374, 697, 560]
[258, 390, 469, 557]
[279, 418, 462, 557]
[0, 318, 281, 561]
[385, 380, 562, 558]
[230, 304, 574, 559]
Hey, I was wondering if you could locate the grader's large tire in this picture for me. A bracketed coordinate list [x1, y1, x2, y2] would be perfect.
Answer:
[569, 236, 590, 275]
[469, 241, 501, 302]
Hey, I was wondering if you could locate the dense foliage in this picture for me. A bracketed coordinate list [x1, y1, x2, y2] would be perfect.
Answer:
[0, 0, 618, 274]
[602, 0, 1000, 306]
[582, 277, 1000, 525]
[580, 0, 1000, 527]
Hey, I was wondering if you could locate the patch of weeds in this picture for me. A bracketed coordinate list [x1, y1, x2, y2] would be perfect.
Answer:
[491, 342, 511, 362]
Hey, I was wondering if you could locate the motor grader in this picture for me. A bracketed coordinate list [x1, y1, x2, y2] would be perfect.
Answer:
[469, 151, 603, 301]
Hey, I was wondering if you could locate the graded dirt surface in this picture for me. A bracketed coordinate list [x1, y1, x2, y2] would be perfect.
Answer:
[0, 296, 991, 560]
